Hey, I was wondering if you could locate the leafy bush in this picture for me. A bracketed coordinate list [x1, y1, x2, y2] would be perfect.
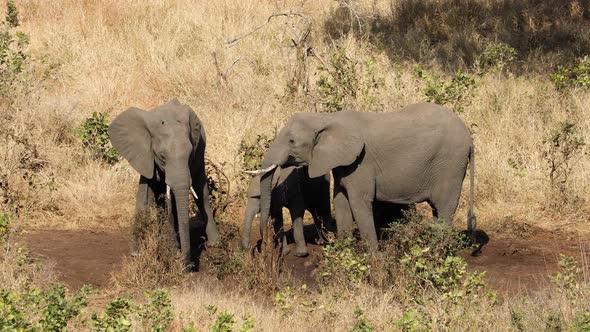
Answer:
[40, 284, 92, 331]
[414, 66, 475, 112]
[0, 213, 9, 241]
[91, 289, 173, 332]
[541, 120, 586, 208]
[316, 46, 383, 112]
[0, 0, 29, 99]
[139, 289, 174, 332]
[78, 112, 119, 164]
[316, 237, 370, 288]
[204, 305, 255, 332]
[394, 309, 432, 332]
[550, 56, 590, 90]
[476, 42, 517, 74]
[551, 255, 583, 300]
[0, 284, 92, 331]
[91, 297, 134, 332]
[351, 307, 374, 332]
[239, 134, 274, 171]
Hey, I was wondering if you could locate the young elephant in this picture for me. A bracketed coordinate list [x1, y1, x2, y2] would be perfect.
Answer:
[241, 166, 333, 257]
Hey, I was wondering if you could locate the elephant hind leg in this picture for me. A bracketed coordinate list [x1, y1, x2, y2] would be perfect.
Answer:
[429, 181, 463, 225]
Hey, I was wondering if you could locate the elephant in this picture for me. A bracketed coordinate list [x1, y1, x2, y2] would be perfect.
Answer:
[241, 165, 333, 257]
[253, 103, 475, 250]
[108, 98, 220, 266]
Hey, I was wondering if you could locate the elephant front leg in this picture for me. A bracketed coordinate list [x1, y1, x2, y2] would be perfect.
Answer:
[132, 176, 157, 256]
[333, 182, 354, 239]
[288, 201, 308, 257]
[193, 171, 220, 245]
[347, 190, 378, 250]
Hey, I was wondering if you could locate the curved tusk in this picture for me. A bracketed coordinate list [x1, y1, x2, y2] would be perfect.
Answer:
[190, 187, 199, 200]
[166, 185, 171, 201]
[243, 164, 278, 175]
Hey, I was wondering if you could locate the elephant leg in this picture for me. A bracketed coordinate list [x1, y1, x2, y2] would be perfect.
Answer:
[272, 208, 290, 256]
[430, 181, 463, 225]
[347, 191, 378, 250]
[333, 182, 354, 238]
[193, 171, 220, 245]
[132, 176, 157, 256]
[288, 201, 307, 257]
[241, 197, 260, 250]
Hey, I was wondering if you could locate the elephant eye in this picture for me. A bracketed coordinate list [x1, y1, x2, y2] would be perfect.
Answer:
[289, 139, 294, 144]
[161, 120, 165, 125]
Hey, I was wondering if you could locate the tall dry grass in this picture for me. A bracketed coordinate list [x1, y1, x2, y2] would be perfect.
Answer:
[0, 0, 587, 233]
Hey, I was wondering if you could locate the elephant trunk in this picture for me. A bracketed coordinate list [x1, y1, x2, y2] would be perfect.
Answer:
[258, 137, 290, 242]
[259, 170, 273, 241]
[167, 165, 192, 266]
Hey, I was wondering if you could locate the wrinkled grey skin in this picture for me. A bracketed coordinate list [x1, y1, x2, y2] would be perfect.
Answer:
[258, 103, 475, 249]
[241, 166, 332, 257]
[108, 99, 220, 265]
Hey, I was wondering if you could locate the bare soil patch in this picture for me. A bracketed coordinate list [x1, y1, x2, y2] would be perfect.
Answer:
[19, 225, 585, 297]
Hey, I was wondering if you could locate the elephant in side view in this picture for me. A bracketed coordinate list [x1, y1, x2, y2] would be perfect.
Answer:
[241, 165, 333, 257]
[253, 103, 475, 249]
[108, 99, 220, 266]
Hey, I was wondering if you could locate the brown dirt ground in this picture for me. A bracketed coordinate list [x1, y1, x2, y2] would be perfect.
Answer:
[19, 224, 587, 298]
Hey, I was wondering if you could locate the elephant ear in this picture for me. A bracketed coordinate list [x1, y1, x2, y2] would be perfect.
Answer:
[189, 109, 204, 149]
[308, 122, 364, 178]
[108, 107, 155, 179]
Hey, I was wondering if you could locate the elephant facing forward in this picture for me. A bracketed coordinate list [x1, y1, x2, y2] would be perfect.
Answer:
[109, 99, 220, 266]
[241, 166, 333, 257]
[254, 103, 476, 249]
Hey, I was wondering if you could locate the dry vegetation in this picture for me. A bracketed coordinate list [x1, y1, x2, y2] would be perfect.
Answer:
[1, 0, 590, 330]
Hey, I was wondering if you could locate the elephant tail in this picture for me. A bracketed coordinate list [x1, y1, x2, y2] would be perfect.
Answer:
[467, 144, 476, 235]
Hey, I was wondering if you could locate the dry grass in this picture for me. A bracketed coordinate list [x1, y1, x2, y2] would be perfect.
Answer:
[111, 208, 187, 290]
[1, 0, 585, 233]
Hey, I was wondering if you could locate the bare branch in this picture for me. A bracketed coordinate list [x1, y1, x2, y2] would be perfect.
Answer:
[225, 12, 312, 48]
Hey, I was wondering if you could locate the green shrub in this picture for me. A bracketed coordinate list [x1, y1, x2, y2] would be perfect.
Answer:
[239, 134, 274, 171]
[78, 112, 119, 164]
[139, 289, 174, 332]
[541, 120, 586, 208]
[476, 42, 517, 74]
[551, 255, 583, 300]
[205, 305, 255, 332]
[414, 66, 475, 113]
[394, 309, 431, 332]
[5, 0, 19, 28]
[317, 237, 370, 288]
[550, 56, 590, 90]
[0, 284, 92, 331]
[316, 46, 383, 112]
[91, 297, 134, 332]
[0, 213, 9, 242]
[575, 311, 590, 331]
[351, 307, 374, 332]
[39, 284, 92, 331]
[0, 0, 29, 99]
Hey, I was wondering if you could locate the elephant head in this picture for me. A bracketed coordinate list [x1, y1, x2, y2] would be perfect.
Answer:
[108, 98, 205, 264]
[257, 112, 364, 240]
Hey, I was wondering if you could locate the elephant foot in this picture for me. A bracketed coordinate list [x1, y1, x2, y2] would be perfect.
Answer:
[295, 247, 309, 258]
[281, 245, 291, 256]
